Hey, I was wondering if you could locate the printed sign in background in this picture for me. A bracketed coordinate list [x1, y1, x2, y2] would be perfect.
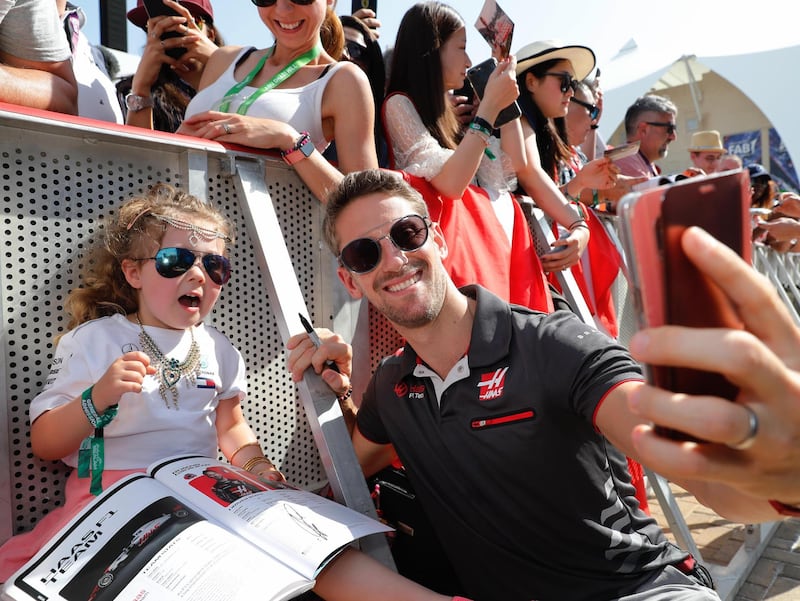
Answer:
[768, 127, 799, 193]
[723, 130, 761, 167]
[724, 129, 799, 193]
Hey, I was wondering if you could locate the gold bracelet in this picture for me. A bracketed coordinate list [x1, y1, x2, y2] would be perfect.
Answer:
[229, 441, 262, 466]
[242, 456, 274, 473]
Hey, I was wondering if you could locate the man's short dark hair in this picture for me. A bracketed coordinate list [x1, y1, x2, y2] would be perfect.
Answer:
[624, 94, 677, 138]
[323, 169, 429, 256]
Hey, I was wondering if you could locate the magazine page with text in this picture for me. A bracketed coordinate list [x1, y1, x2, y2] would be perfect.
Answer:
[1, 475, 315, 601]
[148, 455, 391, 579]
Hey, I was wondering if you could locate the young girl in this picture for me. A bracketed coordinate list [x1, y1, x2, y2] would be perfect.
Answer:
[0, 184, 281, 579]
[0, 185, 469, 601]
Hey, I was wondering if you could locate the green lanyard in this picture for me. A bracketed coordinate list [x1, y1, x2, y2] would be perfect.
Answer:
[77, 387, 118, 496]
[217, 43, 322, 115]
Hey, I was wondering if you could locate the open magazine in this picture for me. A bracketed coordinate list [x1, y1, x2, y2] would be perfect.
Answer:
[1, 455, 391, 601]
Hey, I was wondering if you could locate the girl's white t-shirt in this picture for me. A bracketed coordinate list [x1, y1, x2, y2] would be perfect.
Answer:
[31, 314, 246, 469]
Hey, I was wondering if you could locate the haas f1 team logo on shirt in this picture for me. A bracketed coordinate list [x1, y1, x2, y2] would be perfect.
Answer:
[395, 381, 426, 399]
[478, 367, 509, 401]
[394, 381, 409, 398]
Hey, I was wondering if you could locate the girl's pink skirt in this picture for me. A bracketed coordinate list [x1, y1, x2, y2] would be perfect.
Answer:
[0, 468, 142, 582]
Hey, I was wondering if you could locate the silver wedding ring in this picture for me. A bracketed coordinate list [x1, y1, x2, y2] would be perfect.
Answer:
[222, 123, 232, 135]
[727, 405, 759, 450]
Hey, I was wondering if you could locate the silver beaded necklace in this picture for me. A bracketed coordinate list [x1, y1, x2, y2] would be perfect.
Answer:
[136, 314, 201, 409]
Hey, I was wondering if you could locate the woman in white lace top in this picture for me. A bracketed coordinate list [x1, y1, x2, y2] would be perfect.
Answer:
[383, 3, 522, 239]
[383, 3, 588, 274]
[380, 2, 565, 311]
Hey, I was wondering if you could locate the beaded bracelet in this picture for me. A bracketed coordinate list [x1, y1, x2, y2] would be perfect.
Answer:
[467, 124, 491, 145]
[468, 117, 497, 160]
[337, 386, 354, 403]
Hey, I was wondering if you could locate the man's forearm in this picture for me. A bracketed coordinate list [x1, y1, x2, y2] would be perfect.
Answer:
[0, 62, 78, 115]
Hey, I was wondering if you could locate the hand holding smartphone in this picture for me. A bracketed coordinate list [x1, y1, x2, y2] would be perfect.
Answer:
[618, 170, 752, 440]
[143, 0, 188, 59]
[466, 57, 521, 128]
[351, 0, 377, 14]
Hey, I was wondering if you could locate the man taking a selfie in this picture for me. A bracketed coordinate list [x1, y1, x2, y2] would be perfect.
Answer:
[287, 169, 789, 601]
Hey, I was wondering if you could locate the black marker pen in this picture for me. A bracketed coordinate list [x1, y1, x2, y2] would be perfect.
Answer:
[298, 313, 341, 373]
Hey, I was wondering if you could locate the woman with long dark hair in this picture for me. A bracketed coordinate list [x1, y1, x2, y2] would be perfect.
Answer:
[516, 40, 616, 206]
[382, 1, 558, 311]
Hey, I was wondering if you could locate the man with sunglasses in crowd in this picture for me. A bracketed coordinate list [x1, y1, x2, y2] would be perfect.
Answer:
[614, 94, 678, 179]
[286, 168, 775, 601]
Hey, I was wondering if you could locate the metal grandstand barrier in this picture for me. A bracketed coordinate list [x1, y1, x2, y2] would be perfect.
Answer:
[0, 104, 392, 565]
[753, 244, 800, 324]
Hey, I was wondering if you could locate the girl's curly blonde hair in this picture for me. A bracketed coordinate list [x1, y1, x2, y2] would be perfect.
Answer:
[63, 184, 234, 335]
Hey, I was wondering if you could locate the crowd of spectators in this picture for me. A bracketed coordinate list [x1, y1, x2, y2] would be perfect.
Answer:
[3, 2, 800, 601]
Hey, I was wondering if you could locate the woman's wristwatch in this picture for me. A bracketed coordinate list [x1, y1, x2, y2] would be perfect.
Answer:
[125, 93, 153, 113]
[281, 131, 314, 165]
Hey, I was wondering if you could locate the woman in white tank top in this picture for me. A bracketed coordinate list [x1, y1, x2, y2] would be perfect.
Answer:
[178, 0, 378, 203]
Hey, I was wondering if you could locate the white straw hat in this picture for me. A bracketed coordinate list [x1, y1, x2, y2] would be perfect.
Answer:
[515, 40, 596, 81]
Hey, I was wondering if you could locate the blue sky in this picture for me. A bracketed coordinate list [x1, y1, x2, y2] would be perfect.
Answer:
[78, 1, 800, 74]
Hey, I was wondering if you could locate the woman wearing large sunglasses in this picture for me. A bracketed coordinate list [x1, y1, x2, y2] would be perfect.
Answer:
[178, 0, 378, 203]
[517, 44, 651, 512]
[514, 41, 618, 224]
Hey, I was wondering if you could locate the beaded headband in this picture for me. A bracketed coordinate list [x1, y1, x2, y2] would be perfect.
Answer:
[127, 209, 231, 246]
